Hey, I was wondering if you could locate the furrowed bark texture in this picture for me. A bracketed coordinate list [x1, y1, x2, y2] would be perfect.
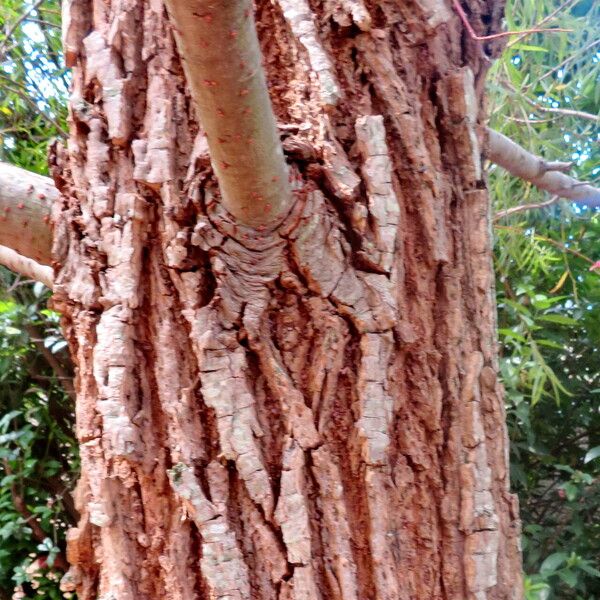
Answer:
[54, 0, 523, 598]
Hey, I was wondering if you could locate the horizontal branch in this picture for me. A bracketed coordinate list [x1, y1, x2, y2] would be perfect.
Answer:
[0, 162, 55, 271]
[164, 0, 292, 228]
[487, 129, 600, 207]
[502, 81, 599, 123]
[506, 0, 577, 47]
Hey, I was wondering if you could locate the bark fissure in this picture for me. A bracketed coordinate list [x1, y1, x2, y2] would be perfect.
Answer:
[53, 0, 523, 597]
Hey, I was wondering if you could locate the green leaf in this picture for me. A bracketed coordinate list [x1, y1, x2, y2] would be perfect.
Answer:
[2, 326, 21, 335]
[499, 328, 527, 343]
[534, 339, 564, 350]
[579, 562, 600, 578]
[0, 475, 17, 487]
[558, 569, 578, 587]
[0, 409, 21, 430]
[511, 43, 549, 53]
[540, 552, 568, 573]
[563, 482, 578, 501]
[583, 446, 600, 464]
[537, 314, 579, 326]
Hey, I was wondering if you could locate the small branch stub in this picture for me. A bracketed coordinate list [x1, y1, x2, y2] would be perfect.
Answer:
[164, 0, 293, 229]
[487, 129, 600, 207]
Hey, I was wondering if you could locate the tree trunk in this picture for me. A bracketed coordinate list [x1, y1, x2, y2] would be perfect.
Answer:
[53, 0, 522, 597]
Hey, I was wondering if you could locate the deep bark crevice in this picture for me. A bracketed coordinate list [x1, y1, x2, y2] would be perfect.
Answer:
[53, 0, 523, 597]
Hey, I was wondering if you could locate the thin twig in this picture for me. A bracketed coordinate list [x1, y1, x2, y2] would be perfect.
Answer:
[495, 225, 595, 264]
[24, 17, 60, 29]
[451, 0, 570, 41]
[527, 103, 600, 122]
[507, 0, 578, 47]
[506, 115, 559, 125]
[0, 0, 46, 59]
[503, 81, 600, 123]
[26, 324, 75, 401]
[3, 461, 69, 572]
[494, 195, 562, 221]
[33, 17, 69, 90]
[0, 73, 66, 135]
[538, 38, 600, 82]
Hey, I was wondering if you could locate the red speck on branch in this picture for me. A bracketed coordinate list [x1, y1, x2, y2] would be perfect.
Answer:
[38, 193, 46, 200]
[17, 203, 25, 209]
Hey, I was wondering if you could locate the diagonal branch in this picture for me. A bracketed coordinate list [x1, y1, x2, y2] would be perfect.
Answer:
[538, 39, 600, 83]
[502, 81, 600, 123]
[0, 245, 53, 287]
[164, 0, 292, 229]
[487, 129, 600, 207]
[494, 195, 561, 221]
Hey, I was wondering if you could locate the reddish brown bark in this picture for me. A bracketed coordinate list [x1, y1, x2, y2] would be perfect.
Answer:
[53, 0, 522, 598]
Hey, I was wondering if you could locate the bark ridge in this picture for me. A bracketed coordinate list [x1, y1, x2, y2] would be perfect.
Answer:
[54, 0, 522, 598]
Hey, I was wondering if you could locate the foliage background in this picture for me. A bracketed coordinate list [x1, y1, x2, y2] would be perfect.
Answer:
[0, 0, 598, 598]
[488, 0, 600, 597]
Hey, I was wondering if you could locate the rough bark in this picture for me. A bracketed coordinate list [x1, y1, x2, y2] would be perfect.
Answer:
[53, 0, 523, 598]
